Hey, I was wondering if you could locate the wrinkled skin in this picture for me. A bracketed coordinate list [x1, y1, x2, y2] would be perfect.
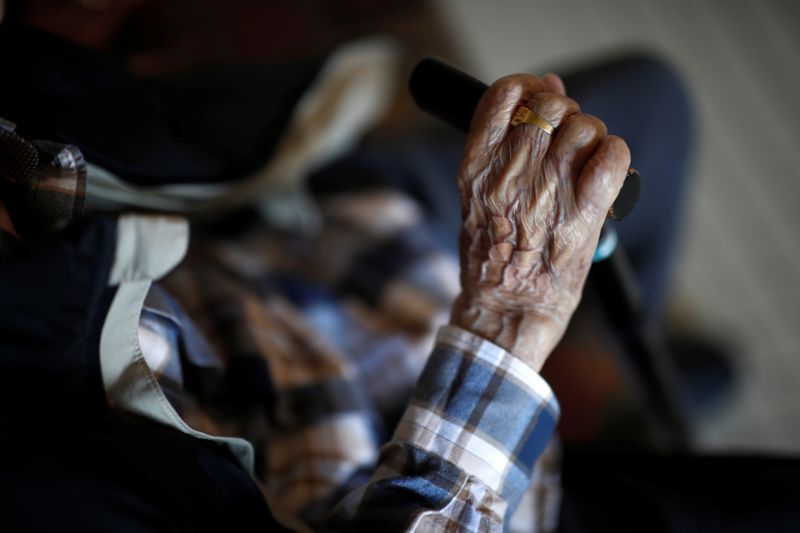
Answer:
[450, 74, 630, 371]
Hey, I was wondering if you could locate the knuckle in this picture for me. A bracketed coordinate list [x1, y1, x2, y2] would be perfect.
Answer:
[481, 76, 547, 120]
[528, 92, 579, 123]
[563, 113, 605, 136]
[554, 114, 606, 153]
[491, 74, 541, 96]
[583, 114, 608, 136]
[492, 75, 524, 91]
[606, 135, 631, 160]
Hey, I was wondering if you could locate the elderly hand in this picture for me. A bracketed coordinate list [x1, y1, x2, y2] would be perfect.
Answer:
[450, 74, 630, 371]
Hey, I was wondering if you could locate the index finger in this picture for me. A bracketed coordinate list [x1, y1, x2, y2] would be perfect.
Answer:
[463, 75, 546, 167]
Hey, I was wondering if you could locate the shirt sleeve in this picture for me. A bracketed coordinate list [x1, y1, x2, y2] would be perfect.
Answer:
[327, 325, 560, 532]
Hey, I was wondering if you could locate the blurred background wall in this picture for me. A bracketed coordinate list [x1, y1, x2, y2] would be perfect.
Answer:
[434, 0, 800, 452]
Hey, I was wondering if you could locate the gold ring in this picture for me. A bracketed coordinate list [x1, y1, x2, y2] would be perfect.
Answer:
[510, 106, 554, 135]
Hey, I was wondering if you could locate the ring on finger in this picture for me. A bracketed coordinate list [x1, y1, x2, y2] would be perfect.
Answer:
[510, 106, 555, 135]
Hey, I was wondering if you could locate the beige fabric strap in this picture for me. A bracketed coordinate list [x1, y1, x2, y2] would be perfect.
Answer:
[99, 214, 255, 474]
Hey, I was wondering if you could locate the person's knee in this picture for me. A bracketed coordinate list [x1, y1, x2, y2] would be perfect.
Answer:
[611, 53, 693, 138]
[562, 51, 694, 148]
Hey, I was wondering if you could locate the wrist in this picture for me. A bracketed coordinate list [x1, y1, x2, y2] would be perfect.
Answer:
[449, 293, 566, 371]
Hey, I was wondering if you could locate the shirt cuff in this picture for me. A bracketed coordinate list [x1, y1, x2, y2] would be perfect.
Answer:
[393, 325, 560, 504]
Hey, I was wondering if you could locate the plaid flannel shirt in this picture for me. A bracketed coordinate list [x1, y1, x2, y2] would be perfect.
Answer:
[336, 326, 559, 531]
[1, 128, 562, 531]
[155, 188, 562, 532]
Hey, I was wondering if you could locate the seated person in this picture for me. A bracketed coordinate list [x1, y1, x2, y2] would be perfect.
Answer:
[2, 11, 799, 533]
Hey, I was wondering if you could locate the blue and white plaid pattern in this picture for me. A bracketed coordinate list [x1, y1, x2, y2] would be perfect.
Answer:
[149, 190, 562, 531]
[398, 327, 559, 501]
[339, 326, 560, 531]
